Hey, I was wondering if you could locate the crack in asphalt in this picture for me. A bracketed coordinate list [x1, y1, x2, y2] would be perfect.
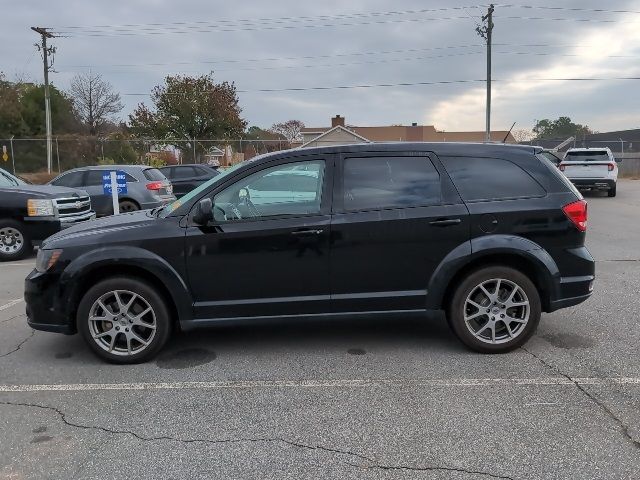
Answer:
[0, 400, 514, 480]
[1, 313, 26, 325]
[0, 329, 34, 358]
[521, 346, 640, 450]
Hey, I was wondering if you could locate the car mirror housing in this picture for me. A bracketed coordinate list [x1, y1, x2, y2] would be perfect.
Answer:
[193, 198, 213, 225]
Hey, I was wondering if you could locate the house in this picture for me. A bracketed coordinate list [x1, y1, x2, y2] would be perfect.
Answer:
[296, 115, 516, 147]
[203, 146, 224, 166]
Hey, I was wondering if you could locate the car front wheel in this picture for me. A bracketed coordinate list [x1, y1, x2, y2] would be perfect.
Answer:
[447, 266, 541, 353]
[0, 220, 31, 261]
[77, 277, 171, 363]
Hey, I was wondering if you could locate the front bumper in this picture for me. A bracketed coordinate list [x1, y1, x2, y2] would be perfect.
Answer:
[568, 178, 616, 190]
[23, 212, 96, 244]
[24, 269, 75, 335]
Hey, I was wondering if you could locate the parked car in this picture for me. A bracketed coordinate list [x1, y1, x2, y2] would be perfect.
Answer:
[559, 147, 620, 197]
[0, 167, 94, 261]
[25, 143, 595, 363]
[158, 164, 219, 198]
[49, 165, 175, 216]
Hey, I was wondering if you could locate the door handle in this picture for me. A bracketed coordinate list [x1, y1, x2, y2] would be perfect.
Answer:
[429, 218, 462, 227]
[291, 229, 324, 236]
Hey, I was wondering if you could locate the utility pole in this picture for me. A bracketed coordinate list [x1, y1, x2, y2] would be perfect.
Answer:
[476, 4, 494, 142]
[31, 27, 56, 173]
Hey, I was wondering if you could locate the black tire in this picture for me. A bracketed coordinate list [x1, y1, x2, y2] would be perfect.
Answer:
[0, 219, 32, 261]
[118, 200, 140, 213]
[77, 277, 171, 364]
[447, 266, 541, 353]
[608, 185, 617, 197]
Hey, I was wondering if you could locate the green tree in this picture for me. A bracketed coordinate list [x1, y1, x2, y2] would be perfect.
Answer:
[533, 116, 592, 140]
[129, 73, 246, 162]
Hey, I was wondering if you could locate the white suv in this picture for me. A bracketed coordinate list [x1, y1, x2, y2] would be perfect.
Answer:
[559, 147, 619, 197]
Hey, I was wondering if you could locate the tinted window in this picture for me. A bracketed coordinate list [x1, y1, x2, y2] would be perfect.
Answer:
[213, 160, 325, 221]
[343, 156, 440, 211]
[442, 157, 545, 202]
[196, 166, 218, 176]
[565, 151, 609, 162]
[143, 168, 167, 181]
[86, 170, 137, 186]
[172, 166, 198, 179]
[52, 171, 84, 187]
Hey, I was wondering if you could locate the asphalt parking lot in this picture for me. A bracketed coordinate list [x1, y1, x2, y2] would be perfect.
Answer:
[1, 181, 639, 480]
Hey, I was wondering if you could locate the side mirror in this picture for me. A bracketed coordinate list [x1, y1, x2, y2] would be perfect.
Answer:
[193, 198, 213, 225]
[615, 158, 623, 163]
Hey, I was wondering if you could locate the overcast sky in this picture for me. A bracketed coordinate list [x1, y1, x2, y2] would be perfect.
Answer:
[3, 0, 640, 134]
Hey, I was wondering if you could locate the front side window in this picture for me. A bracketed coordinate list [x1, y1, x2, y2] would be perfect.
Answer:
[52, 171, 84, 188]
[343, 156, 441, 211]
[213, 160, 325, 222]
[442, 157, 546, 202]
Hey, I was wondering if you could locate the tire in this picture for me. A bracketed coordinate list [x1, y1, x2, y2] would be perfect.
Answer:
[608, 184, 617, 197]
[447, 266, 541, 353]
[118, 200, 140, 213]
[77, 277, 171, 364]
[0, 220, 32, 261]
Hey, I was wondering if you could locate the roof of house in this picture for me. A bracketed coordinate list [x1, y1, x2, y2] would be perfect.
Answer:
[301, 123, 516, 143]
[300, 125, 372, 147]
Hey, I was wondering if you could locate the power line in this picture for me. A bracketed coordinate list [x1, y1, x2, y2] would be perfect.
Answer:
[113, 77, 640, 96]
[57, 43, 601, 70]
[498, 4, 640, 15]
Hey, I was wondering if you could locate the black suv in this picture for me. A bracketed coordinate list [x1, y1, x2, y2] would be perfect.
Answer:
[25, 143, 594, 363]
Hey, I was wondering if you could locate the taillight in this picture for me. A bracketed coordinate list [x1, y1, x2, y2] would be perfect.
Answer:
[562, 200, 587, 232]
[146, 181, 164, 191]
[607, 163, 615, 171]
[559, 164, 565, 171]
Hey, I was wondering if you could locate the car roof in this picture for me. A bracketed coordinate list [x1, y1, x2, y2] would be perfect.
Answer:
[63, 165, 154, 173]
[566, 147, 611, 152]
[159, 164, 215, 168]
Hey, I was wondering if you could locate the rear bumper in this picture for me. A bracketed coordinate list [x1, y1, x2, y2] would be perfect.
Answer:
[24, 269, 75, 335]
[568, 178, 615, 190]
[547, 246, 595, 312]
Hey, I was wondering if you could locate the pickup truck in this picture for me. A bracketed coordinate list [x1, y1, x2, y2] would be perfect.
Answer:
[559, 147, 620, 197]
[0, 167, 95, 261]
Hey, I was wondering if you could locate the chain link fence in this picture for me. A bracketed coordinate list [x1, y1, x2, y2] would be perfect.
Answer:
[0, 136, 290, 181]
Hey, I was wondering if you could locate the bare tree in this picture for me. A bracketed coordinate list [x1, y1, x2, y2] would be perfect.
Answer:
[270, 119, 305, 145]
[69, 72, 123, 135]
[512, 128, 535, 143]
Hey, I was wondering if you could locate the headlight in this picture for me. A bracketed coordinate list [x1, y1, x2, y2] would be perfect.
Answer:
[27, 199, 55, 217]
[36, 249, 63, 273]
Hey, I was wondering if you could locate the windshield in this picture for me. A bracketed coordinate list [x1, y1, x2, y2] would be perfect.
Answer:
[565, 151, 609, 162]
[0, 168, 24, 187]
[158, 162, 247, 217]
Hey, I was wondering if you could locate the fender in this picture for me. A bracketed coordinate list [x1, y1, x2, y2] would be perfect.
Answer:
[57, 245, 194, 322]
[425, 234, 560, 310]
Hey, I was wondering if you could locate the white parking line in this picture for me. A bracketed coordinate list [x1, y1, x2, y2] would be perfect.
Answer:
[0, 299, 23, 312]
[1, 262, 35, 267]
[0, 377, 639, 393]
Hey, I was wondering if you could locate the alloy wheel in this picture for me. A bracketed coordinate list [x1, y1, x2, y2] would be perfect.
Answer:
[463, 278, 530, 344]
[0, 227, 24, 255]
[88, 289, 157, 356]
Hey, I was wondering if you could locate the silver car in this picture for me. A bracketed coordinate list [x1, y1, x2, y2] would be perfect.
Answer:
[49, 165, 175, 216]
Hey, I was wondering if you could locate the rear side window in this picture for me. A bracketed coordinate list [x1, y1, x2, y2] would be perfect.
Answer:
[171, 166, 197, 179]
[143, 168, 167, 181]
[343, 156, 441, 211]
[442, 157, 545, 202]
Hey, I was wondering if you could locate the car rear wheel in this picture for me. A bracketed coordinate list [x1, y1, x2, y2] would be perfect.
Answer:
[447, 266, 541, 353]
[118, 200, 140, 213]
[77, 277, 171, 363]
[0, 220, 31, 261]
[608, 184, 617, 197]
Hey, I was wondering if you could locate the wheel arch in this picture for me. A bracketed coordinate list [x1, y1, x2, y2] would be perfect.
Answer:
[427, 235, 560, 313]
[58, 246, 192, 329]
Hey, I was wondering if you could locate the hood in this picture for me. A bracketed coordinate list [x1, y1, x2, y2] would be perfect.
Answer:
[1, 184, 88, 199]
[42, 209, 155, 248]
